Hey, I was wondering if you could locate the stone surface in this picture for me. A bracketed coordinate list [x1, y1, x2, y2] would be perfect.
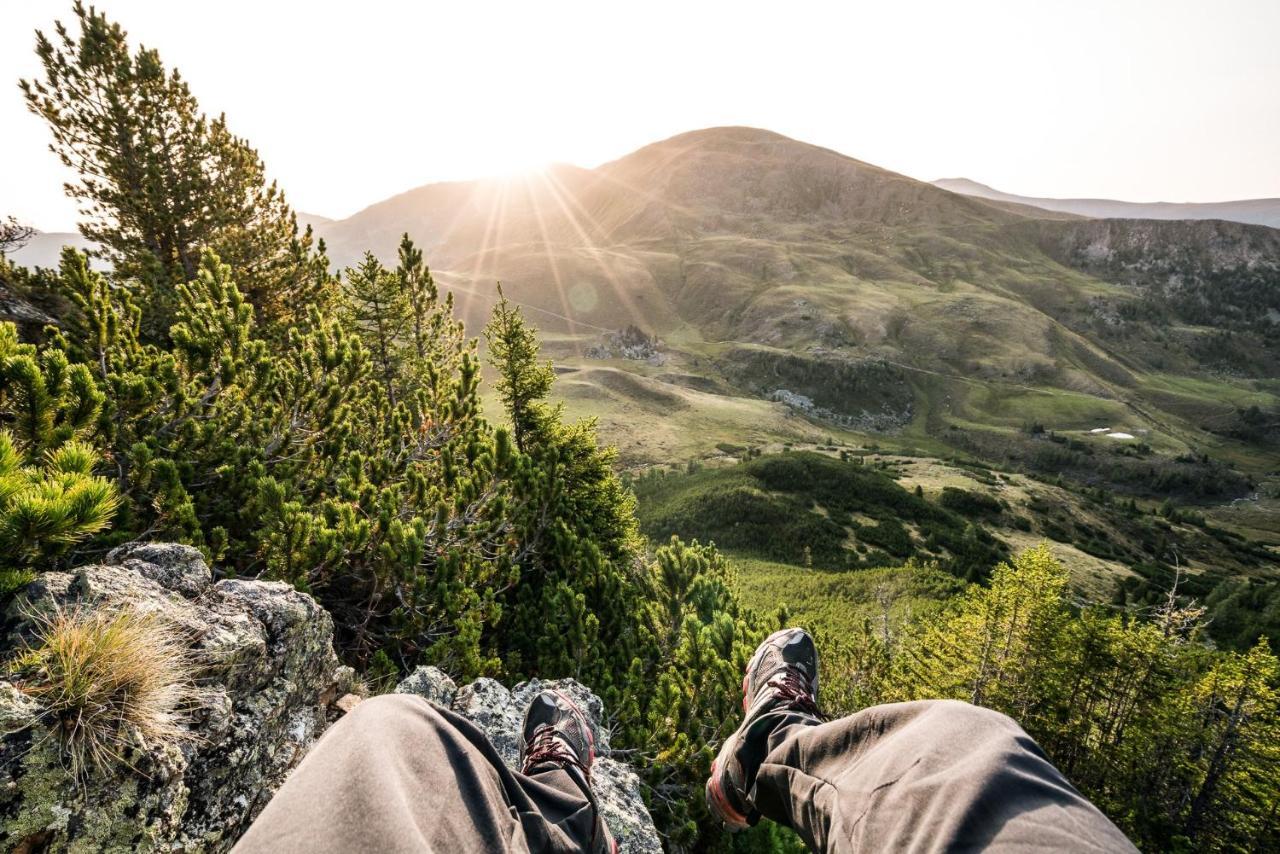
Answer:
[585, 325, 666, 365]
[397, 669, 663, 854]
[0, 544, 348, 853]
[333, 694, 363, 715]
[393, 664, 458, 707]
[106, 542, 212, 599]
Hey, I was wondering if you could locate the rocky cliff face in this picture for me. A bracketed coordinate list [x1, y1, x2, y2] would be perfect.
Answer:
[0, 545, 659, 853]
[1030, 217, 1280, 295]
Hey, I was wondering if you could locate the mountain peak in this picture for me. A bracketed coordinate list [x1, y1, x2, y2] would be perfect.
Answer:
[649, 125, 796, 145]
[314, 126, 1021, 268]
[592, 126, 1006, 232]
[605, 125, 865, 171]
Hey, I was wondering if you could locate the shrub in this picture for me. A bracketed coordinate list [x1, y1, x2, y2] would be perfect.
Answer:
[938, 486, 1002, 518]
[0, 320, 120, 595]
[1041, 519, 1072, 543]
[635, 452, 1008, 577]
[856, 518, 913, 557]
[12, 606, 195, 777]
[0, 434, 119, 559]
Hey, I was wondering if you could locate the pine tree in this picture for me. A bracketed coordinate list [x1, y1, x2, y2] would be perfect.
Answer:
[1178, 638, 1280, 844]
[615, 537, 767, 850]
[392, 233, 472, 413]
[20, 3, 324, 333]
[890, 545, 1070, 717]
[23, 246, 517, 671]
[0, 430, 118, 593]
[396, 233, 439, 365]
[485, 286, 555, 453]
[343, 252, 410, 404]
[0, 318, 103, 457]
[0, 218, 35, 255]
[479, 294, 769, 847]
[847, 542, 1280, 852]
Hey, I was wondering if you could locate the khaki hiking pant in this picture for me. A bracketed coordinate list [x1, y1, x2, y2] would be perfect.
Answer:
[233, 694, 1137, 853]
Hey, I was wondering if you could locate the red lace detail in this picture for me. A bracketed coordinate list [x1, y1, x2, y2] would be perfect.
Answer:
[769, 669, 827, 721]
[522, 725, 589, 779]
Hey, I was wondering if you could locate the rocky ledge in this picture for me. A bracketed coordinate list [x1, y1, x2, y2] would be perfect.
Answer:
[395, 666, 663, 853]
[0, 544, 659, 853]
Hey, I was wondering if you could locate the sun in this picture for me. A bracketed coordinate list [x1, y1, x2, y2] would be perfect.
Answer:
[440, 136, 564, 186]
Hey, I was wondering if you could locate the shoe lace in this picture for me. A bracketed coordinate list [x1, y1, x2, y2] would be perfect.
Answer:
[522, 724, 589, 779]
[769, 668, 828, 721]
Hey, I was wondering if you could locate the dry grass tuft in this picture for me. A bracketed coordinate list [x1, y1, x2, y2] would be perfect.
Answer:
[14, 605, 197, 778]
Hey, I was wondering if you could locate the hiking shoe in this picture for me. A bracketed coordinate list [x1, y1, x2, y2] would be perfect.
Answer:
[520, 690, 617, 854]
[706, 627, 825, 831]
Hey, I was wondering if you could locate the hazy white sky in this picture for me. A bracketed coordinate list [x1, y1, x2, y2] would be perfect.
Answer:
[4, 0, 1278, 231]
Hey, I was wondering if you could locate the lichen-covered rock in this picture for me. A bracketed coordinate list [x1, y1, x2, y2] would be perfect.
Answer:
[105, 542, 211, 599]
[0, 544, 349, 852]
[393, 664, 457, 707]
[0, 681, 39, 735]
[396, 670, 663, 854]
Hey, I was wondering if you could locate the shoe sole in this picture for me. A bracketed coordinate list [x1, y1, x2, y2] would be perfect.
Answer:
[710, 628, 814, 830]
[706, 754, 752, 831]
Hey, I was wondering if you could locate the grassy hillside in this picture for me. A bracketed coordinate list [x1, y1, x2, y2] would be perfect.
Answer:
[634, 451, 1007, 577]
[26, 127, 1279, 486]
[731, 557, 965, 639]
[632, 451, 1280, 650]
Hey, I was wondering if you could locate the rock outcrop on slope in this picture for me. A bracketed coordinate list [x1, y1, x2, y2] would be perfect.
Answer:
[394, 666, 664, 854]
[0, 543, 355, 852]
[0, 544, 660, 853]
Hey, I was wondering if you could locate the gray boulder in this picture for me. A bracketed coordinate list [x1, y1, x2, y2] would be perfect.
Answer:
[396, 666, 663, 854]
[0, 545, 351, 852]
[104, 542, 212, 599]
[393, 662, 458, 706]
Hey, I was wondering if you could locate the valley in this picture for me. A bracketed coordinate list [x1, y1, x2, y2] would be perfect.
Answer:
[632, 449, 1279, 650]
[15, 127, 1279, 499]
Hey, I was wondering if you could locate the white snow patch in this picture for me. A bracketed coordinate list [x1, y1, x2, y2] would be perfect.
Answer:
[1106, 432, 1135, 440]
[1089, 427, 1111, 434]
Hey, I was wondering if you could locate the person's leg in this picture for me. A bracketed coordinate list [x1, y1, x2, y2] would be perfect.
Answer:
[752, 699, 1137, 853]
[233, 693, 600, 854]
[708, 628, 1137, 854]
